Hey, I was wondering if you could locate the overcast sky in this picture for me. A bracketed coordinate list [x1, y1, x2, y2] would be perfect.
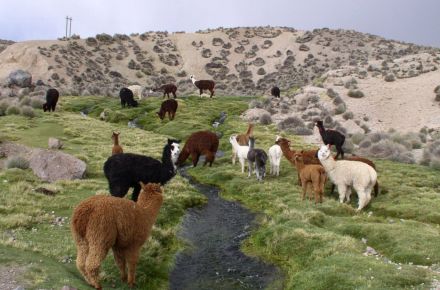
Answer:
[1, 0, 439, 47]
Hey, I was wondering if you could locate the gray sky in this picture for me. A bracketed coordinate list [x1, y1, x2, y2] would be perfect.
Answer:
[1, 0, 439, 47]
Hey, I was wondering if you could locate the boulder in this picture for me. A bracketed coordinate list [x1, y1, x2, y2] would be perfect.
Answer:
[241, 108, 270, 122]
[8, 70, 32, 88]
[48, 138, 63, 149]
[29, 149, 86, 182]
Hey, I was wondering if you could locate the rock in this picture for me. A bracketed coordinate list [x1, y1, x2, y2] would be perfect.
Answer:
[299, 44, 310, 51]
[365, 246, 378, 255]
[14, 286, 25, 290]
[29, 149, 86, 182]
[8, 70, 32, 88]
[341, 120, 364, 135]
[241, 108, 270, 122]
[48, 138, 63, 149]
[296, 31, 314, 43]
[61, 285, 77, 290]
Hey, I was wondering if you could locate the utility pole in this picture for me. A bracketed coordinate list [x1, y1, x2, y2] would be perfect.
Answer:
[69, 17, 72, 37]
[65, 16, 69, 38]
[65, 16, 72, 38]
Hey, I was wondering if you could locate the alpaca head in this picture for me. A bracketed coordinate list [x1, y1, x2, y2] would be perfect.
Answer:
[317, 144, 331, 161]
[275, 137, 290, 147]
[229, 135, 238, 145]
[149, 88, 156, 94]
[42, 103, 48, 112]
[156, 111, 164, 120]
[139, 182, 162, 196]
[167, 139, 181, 165]
[275, 135, 281, 142]
[111, 131, 120, 141]
[316, 120, 324, 128]
[293, 152, 304, 164]
[189, 75, 196, 84]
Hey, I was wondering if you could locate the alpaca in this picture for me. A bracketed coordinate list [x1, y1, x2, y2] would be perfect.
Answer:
[103, 139, 180, 201]
[317, 145, 377, 211]
[275, 137, 320, 185]
[111, 131, 123, 155]
[43, 88, 59, 112]
[127, 85, 145, 100]
[271, 86, 280, 98]
[177, 131, 219, 167]
[157, 99, 178, 120]
[247, 137, 268, 181]
[150, 84, 177, 99]
[268, 136, 282, 176]
[316, 120, 345, 159]
[119, 87, 139, 108]
[232, 123, 254, 165]
[71, 182, 163, 289]
[293, 152, 327, 203]
[190, 75, 215, 98]
[229, 135, 250, 173]
[329, 155, 379, 197]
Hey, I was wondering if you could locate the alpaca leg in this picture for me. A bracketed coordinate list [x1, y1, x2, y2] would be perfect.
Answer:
[191, 152, 200, 167]
[172, 91, 177, 99]
[112, 247, 127, 282]
[337, 185, 347, 203]
[330, 183, 336, 196]
[374, 181, 379, 197]
[345, 187, 352, 203]
[126, 248, 141, 288]
[231, 148, 237, 165]
[75, 239, 90, 284]
[356, 190, 367, 212]
[240, 158, 245, 173]
[131, 184, 141, 202]
[209, 89, 214, 98]
[248, 161, 252, 177]
[199, 89, 203, 97]
[301, 181, 307, 201]
[297, 172, 302, 186]
[205, 152, 215, 167]
[85, 245, 109, 289]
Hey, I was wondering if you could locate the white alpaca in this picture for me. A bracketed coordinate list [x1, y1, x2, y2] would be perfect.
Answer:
[229, 135, 249, 173]
[317, 145, 377, 211]
[127, 85, 145, 100]
[268, 136, 282, 176]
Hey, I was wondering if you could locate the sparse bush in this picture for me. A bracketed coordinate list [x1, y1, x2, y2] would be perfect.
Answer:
[327, 88, 338, 99]
[434, 85, 440, 94]
[30, 98, 44, 109]
[259, 113, 272, 125]
[435, 94, 440, 102]
[344, 78, 357, 89]
[342, 139, 354, 153]
[334, 103, 346, 115]
[292, 127, 313, 135]
[6, 105, 20, 115]
[333, 96, 344, 105]
[248, 100, 263, 109]
[359, 140, 372, 148]
[19, 96, 31, 106]
[347, 90, 364, 98]
[6, 156, 29, 169]
[351, 133, 366, 145]
[278, 116, 305, 131]
[361, 124, 370, 133]
[21, 106, 35, 118]
[0, 100, 10, 115]
[369, 132, 389, 143]
[342, 111, 354, 120]
[384, 73, 396, 82]
[257, 68, 266, 75]
[366, 140, 414, 163]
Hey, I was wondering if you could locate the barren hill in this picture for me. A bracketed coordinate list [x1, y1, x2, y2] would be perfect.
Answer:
[1, 27, 439, 96]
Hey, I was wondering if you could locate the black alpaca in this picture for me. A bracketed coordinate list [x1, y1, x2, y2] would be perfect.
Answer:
[247, 137, 268, 182]
[103, 139, 180, 201]
[119, 87, 139, 108]
[271, 86, 280, 98]
[316, 120, 346, 159]
[43, 88, 59, 112]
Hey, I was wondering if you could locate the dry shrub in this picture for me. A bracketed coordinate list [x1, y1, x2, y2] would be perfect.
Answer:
[259, 113, 272, 125]
[347, 90, 364, 98]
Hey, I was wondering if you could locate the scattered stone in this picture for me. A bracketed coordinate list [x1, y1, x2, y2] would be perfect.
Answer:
[48, 138, 63, 150]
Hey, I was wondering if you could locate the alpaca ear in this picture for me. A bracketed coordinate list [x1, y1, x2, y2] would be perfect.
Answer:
[139, 181, 145, 187]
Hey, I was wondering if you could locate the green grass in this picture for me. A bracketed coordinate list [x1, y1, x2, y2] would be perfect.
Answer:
[1, 95, 440, 289]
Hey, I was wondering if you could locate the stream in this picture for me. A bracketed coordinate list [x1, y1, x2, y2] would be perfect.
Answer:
[169, 164, 280, 290]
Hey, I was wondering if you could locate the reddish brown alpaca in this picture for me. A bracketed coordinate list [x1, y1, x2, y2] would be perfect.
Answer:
[177, 131, 219, 167]
[275, 137, 319, 185]
[293, 152, 327, 203]
[232, 123, 254, 164]
[111, 132, 123, 155]
[331, 155, 379, 197]
[157, 99, 178, 120]
[151, 84, 178, 99]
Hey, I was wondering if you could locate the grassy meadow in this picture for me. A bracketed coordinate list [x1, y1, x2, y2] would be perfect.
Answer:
[0, 95, 440, 289]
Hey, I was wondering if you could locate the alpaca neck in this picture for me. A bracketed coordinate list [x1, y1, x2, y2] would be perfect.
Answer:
[249, 139, 255, 150]
[245, 124, 254, 137]
[113, 137, 119, 146]
[319, 155, 336, 172]
[279, 143, 295, 159]
[191, 77, 197, 85]
[137, 191, 163, 223]
[317, 125, 326, 138]
[295, 159, 305, 172]
[161, 145, 176, 177]
[230, 139, 242, 151]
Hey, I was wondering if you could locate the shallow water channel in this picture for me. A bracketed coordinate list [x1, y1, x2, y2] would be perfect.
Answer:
[169, 166, 280, 290]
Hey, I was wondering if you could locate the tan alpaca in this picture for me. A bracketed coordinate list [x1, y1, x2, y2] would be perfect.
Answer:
[112, 131, 123, 155]
[71, 182, 163, 289]
[293, 152, 327, 203]
[232, 123, 254, 164]
[275, 137, 320, 185]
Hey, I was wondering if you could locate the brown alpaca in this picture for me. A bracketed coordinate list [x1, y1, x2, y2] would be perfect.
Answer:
[275, 137, 320, 185]
[293, 152, 327, 203]
[177, 131, 219, 167]
[71, 182, 163, 289]
[157, 99, 178, 120]
[232, 123, 254, 164]
[330, 155, 379, 197]
[111, 131, 123, 155]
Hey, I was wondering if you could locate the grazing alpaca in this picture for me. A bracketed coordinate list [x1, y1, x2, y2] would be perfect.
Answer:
[316, 120, 345, 159]
[127, 85, 145, 100]
[271, 86, 280, 98]
[43, 88, 59, 112]
[103, 139, 180, 201]
[177, 131, 219, 167]
[229, 135, 250, 173]
[111, 131, 123, 155]
[150, 84, 177, 99]
[268, 136, 282, 176]
[190, 75, 215, 98]
[119, 87, 139, 108]
[318, 145, 377, 211]
[71, 182, 163, 289]
[293, 152, 327, 203]
[247, 137, 268, 181]
[232, 123, 254, 165]
[329, 155, 379, 197]
[157, 99, 178, 120]
[275, 137, 320, 185]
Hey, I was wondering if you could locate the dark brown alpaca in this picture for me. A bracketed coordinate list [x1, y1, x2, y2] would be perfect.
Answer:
[177, 131, 219, 167]
[190, 75, 215, 98]
[151, 84, 177, 99]
[275, 137, 320, 185]
[232, 123, 254, 164]
[157, 99, 178, 120]
[111, 131, 123, 155]
[330, 155, 379, 197]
